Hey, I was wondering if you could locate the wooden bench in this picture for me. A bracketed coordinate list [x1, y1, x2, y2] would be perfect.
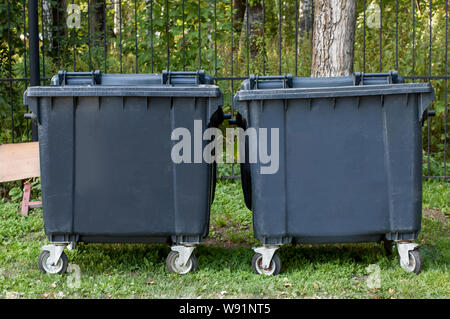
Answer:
[0, 142, 41, 216]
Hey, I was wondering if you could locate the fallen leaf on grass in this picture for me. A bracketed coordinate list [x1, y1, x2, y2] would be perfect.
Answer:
[147, 281, 155, 285]
[313, 282, 319, 290]
[388, 288, 394, 294]
[284, 283, 293, 288]
[5, 291, 19, 299]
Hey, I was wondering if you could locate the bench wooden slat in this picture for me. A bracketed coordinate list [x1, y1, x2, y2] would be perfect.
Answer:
[0, 142, 40, 182]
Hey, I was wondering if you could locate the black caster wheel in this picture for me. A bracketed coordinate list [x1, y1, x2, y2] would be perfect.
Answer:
[383, 240, 394, 255]
[252, 253, 281, 276]
[399, 250, 423, 274]
[166, 251, 198, 274]
[38, 250, 69, 274]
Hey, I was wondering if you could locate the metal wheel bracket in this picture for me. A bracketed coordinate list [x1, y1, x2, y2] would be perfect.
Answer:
[41, 244, 67, 266]
[67, 242, 75, 251]
[397, 242, 419, 268]
[171, 245, 196, 267]
[253, 246, 280, 269]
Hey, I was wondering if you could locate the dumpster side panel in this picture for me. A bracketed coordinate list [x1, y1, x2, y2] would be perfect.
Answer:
[39, 97, 75, 235]
[249, 99, 288, 242]
[382, 94, 422, 240]
[172, 97, 211, 238]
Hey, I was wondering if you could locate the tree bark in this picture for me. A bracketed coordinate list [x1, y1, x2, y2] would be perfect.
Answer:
[51, 0, 67, 55]
[233, 0, 246, 35]
[311, 0, 356, 77]
[240, 1, 263, 59]
[299, 0, 313, 37]
[89, 0, 106, 44]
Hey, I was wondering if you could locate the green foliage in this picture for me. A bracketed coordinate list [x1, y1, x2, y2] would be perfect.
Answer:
[0, 0, 448, 170]
[0, 180, 448, 298]
[8, 186, 23, 203]
[423, 179, 450, 213]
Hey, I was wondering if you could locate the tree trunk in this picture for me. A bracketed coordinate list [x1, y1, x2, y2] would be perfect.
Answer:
[311, 0, 356, 77]
[89, 0, 106, 44]
[248, 1, 263, 58]
[233, 0, 246, 35]
[240, 1, 263, 59]
[51, 0, 67, 55]
[299, 0, 313, 37]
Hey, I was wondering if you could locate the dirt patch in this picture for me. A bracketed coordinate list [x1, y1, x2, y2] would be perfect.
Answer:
[202, 237, 251, 249]
[203, 221, 253, 249]
[423, 209, 448, 223]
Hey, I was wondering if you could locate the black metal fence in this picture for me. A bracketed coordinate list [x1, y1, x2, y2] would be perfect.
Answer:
[1, 0, 448, 180]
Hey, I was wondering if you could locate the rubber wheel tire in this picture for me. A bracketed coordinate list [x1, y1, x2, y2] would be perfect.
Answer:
[38, 250, 69, 274]
[398, 250, 423, 274]
[383, 240, 394, 255]
[252, 253, 281, 276]
[166, 251, 198, 274]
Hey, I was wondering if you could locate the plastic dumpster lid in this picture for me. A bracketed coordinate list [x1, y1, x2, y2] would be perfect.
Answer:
[51, 70, 213, 86]
[235, 71, 433, 101]
[234, 71, 435, 122]
[24, 70, 222, 101]
[241, 71, 404, 91]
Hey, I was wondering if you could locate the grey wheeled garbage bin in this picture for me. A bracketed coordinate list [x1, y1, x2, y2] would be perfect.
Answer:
[234, 72, 434, 275]
[24, 70, 223, 274]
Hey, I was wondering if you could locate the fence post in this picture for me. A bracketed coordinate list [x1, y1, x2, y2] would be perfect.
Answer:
[28, 0, 40, 141]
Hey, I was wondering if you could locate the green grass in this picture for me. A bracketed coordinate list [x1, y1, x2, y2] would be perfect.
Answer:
[0, 180, 448, 299]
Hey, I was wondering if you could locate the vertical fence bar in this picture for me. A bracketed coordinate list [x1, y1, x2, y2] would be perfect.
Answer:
[295, 0, 298, 76]
[103, 0, 107, 73]
[166, 0, 170, 70]
[29, 0, 40, 141]
[22, 0, 29, 141]
[198, 0, 201, 70]
[135, 0, 138, 73]
[119, 0, 123, 73]
[7, 1, 14, 143]
[278, 0, 282, 74]
[57, 0, 61, 70]
[22, 2, 28, 78]
[427, 0, 432, 177]
[262, 0, 265, 75]
[72, 0, 76, 71]
[214, 0, 217, 78]
[445, 0, 448, 178]
[230, 0, 234, 109]
[395, 0, 398, 70]
[412, 0, 415, 81]
[88, 1, 91, 70]
[230, 0, 234, 176]
[379, 0, 382, 72]
[182, 0, 185, 71]
[150, 0, 154, 73]
[363, 0, 366, 73]
[246, 0, 249, 76]
[41, 0, 46, 83]
[428, 0, 432, 80]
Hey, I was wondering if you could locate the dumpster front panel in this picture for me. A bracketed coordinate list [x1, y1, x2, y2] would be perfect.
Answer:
[72, 96, 212, 238]
[236, 79, 433, 245]
[26, 74, 223, 244]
